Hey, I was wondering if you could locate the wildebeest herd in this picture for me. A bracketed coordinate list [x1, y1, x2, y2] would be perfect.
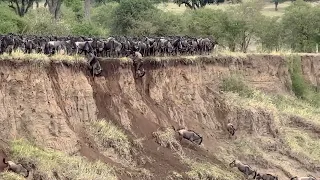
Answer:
[0, 33, 218, 57]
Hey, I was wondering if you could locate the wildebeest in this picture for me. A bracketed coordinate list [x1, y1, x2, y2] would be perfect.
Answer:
[290, 175, 317, 180]
[130, 51, 145, 78]
[256, 173, 279, 180]
[229, 160, 257, 179]
[227, 122, 236, 136]
[0, 33, 218, 58]
[87, 52, 102, 77]
[172, 126, 203, 145]
[3, 158, 29, 178]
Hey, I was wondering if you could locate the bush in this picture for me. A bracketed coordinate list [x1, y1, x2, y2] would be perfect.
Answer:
[256, 16, 283, 52]
[23, 8, 71, 36]
[91, 2, 118, 31]
[0, 4, 27, 34]
[185, 8, 226, 37]
[110, 0, 157, 35]
[281, 0, 320, 52]
[71, 21, 107, 37]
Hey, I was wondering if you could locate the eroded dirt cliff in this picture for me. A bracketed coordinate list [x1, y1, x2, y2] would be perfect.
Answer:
[0, 54, 319, 180]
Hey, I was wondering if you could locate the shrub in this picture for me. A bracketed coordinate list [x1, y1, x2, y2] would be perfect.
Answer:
[281, 0, 320, 52]
[71, 21, 107, 37]
[110, 0, 157, 35]
[91, 2, 118, 31]
[23, 8, 71, 36]
[0, 4, 27, 34]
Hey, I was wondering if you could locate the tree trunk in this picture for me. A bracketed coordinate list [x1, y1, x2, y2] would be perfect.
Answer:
[46, 0, 63, 19]
[8, 0, 35, 17]
[84, 0, 91, 21]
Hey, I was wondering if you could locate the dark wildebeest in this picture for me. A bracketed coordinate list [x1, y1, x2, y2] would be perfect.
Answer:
[87, 52, 102, 78]
[130, 51, 145, 78]
[256, 173, 279, 180]
[3, 158, 29, 178]
[227, 122, 236, 137]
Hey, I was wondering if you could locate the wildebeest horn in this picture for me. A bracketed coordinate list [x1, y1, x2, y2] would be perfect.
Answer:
[229, 160, 235, 167]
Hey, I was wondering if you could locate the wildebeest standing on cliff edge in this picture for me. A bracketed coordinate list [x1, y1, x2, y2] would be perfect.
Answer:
[0, 34, 219, 57]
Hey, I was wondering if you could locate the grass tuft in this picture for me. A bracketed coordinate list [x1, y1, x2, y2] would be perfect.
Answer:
[87, 119, 132, 162]
[9, 139, 117, 180]
[152, 127, 182, 151]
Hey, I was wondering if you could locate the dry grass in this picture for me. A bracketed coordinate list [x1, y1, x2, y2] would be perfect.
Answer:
[225, 90, 320, 125]
[283, 128, 320, 162]
[9, 139, 117, 180]
[1, 50, 320, 66]
[181, 155, 240, 180]
[0, 171, 26, 180]
[152, 127, 182, 151]
[0, 50, 86, 65]
[87, 119, 132, 164]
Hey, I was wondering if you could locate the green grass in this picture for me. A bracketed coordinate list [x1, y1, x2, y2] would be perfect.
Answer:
[286, 54, 320, 107]
[9, 139, 117, 180]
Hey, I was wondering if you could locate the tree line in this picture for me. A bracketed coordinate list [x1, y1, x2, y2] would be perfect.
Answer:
[0, 0, 319, 53]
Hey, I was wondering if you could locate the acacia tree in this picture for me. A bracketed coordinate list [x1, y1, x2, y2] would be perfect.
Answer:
[3, 0, 37, 17]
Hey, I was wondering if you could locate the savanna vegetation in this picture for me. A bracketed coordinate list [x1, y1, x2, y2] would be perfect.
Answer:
[0, 0, 319, 53]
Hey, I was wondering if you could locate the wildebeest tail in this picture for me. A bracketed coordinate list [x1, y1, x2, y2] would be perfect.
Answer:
[3, 158, 7, 164]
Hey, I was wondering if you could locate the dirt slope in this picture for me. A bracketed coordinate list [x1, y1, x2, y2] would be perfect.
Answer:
[0, 54, 319, 180]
